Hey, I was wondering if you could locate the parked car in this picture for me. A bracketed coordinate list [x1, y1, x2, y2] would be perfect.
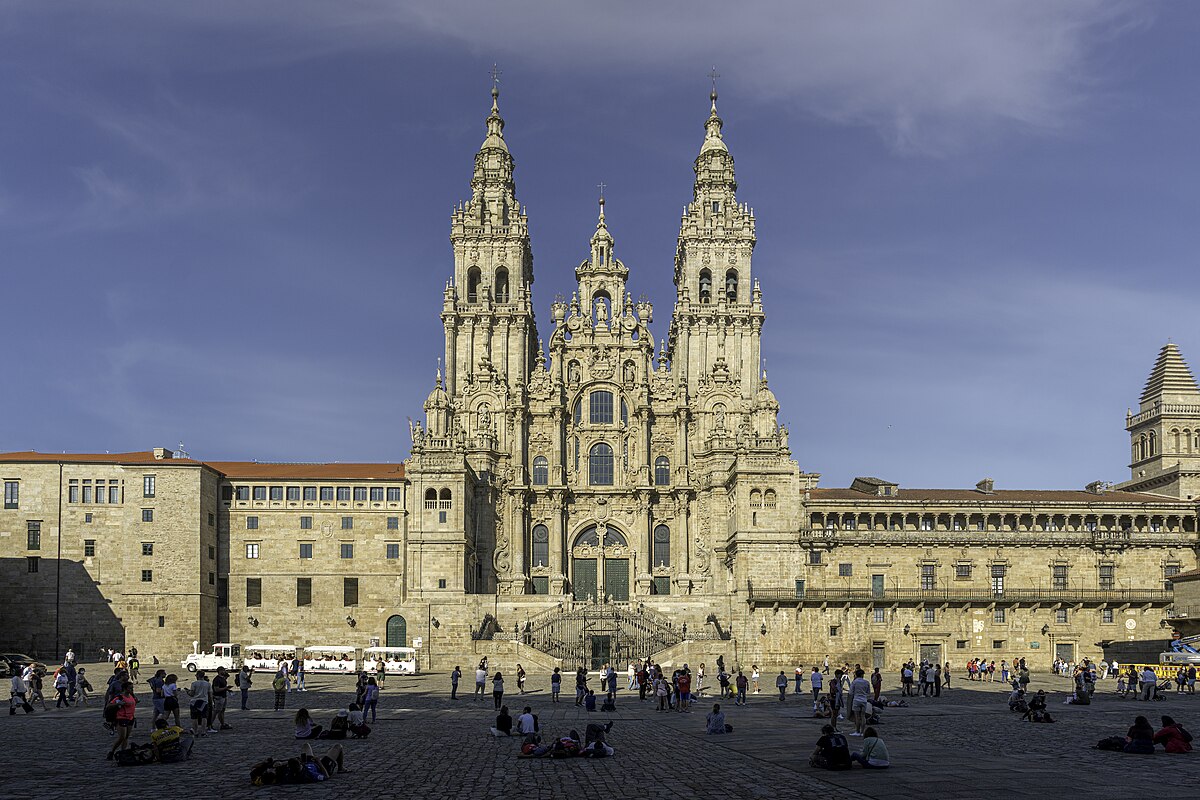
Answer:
[2, 653, 38, 672]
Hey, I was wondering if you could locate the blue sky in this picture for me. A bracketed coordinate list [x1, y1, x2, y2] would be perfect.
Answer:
[2, 1, 1197, 490]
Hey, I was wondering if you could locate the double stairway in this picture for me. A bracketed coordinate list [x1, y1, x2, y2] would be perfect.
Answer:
[501, 601, 685, 668]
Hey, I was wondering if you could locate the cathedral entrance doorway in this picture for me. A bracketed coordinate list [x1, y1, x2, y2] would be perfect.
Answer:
[570, 525, 630, 602]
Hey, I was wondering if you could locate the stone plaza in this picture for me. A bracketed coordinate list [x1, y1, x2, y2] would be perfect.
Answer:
[2, 663, 1194, 799]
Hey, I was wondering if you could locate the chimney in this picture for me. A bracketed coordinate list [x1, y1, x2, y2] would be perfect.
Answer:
[975, 478, 994, 494]
[152, 448, 172, 460]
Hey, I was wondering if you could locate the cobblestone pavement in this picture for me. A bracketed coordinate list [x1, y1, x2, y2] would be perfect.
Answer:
[2, 664, 1196, 799]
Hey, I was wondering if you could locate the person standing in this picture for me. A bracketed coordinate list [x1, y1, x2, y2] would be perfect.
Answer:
[1140, 666, 1158, 701]
[934, 665, 943, 697]
[628, 661, 638, 691]
[943, 662, 952, 690]
[550, 667, 561, 703]
[810, 666, 824, 702]
[900, 663, 913, 697]
[212, 666, 232, 730]
[288, 656, 300, 693]
[65, 648, 75, 666]
[236, 665, 252, 710]
[794, 665, 804, 695]
[848, 669, 871, 736]
[751, 665, 761, 694]
[297, 658, 307, 692]
[105, 681, 137, 760]
[575, 667, 588, 707]
[823, 656, 831, 674]
[775, 670, 788, 701]
[363, 677, 380, 723]
[147, 669, 166, 723]
[272, 669, 288, 710]
[516, 664, 526, 695]
[735, 671, 748, 706]
[185, 670, 214, 737]
[374, 656, 385, 690]
[475, 663, 488, 701]
[74, 668, 92, 706]
[450, 665, 461, 700]
[53, 669, 70, 708]
[870, 667, 882, 701]
[492, 671, 505, 711]
[828, 670, 845, 730]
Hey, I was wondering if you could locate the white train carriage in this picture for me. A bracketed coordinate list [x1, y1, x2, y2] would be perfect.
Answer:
[302, 645, 358, 673]
[244, 645, 298, 673]
[362, 647, 419, 675]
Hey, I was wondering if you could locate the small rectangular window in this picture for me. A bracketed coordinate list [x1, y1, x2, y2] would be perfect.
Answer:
[143, 475, 156, 498]
[299, 543, 313, 559]
[1055, 608, 1067, 624]
[221, 485, 233, 502]
[82, 481, 92, 504]
[269, 486, 283, 501]
[992, 639, 1006, 650]
[955, 564, 972, 579]
[84, 539, 96, 557]
[386, 487, 402, 502]
[438, 511, 447, 524]
[84, 513, 92, 523]
[109, 483, 120, 504]
[300, 516, 313, 530]
[1099, 565, 1115, 590]
[3, 480, 19, 509]
[1101, 608, 1114, 624]
[993, 607, 1007, 623]
[246, 516, 258, 530]
[286, 486, 301, 502]
[235, 486, 250, 501]
[208, 572, 215, 585]
[795, 579, 806, 598]
[208, 513, 214, 527]
[920, 564, 936, 590]
[141, 569, 153, 582]
[252, 486, 266, 501]
[336, 487, 351, 502]
[246, 543, 259, 559]
[297, 578, 312, 606]
[26, 521, 41, 550]
[387, 516, 399, 530]
[341, 516, 353, 530]
[956, 640, 968, 649]
[872, 608, 886, 623]
[923, 608, 936, 624]
[340, 543, 354, 559]
[142, 542, 154, 556]
[208, 545, 215, 560]
[94, 481, 106, 504]
[353, 487, 368, 502]
[829, 625, 840, 637]
[246, 578, 262, 607]
[303, 486, 317, 502]
[27, 556, 39, 573]
[386, 543, 400, 560]
[142, 508, 154, 523]
[838, 563, 852, 577]
[344, 577, 359, 606]
[369, 487, 384, 502]
[438, 578, 447, 589]
[320, 487, 334, 501]
[808, 550, 822, 565]
[158, 616, 165, 628]
[68, 481, 79, 503]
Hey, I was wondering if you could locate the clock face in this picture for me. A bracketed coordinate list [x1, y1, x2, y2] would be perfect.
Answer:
[1125, 619, 1137, 630]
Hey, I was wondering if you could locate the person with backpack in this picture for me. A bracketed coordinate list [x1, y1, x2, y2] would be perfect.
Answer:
[236, 665, 253, 710]
[75, 667, 92, 706]
[273, 670, 288, 710]
[809, 724, 852, 769]
[1153, 715, 1193, 753]
[106, 681, 138, 760]
[9, 672, 32, 715]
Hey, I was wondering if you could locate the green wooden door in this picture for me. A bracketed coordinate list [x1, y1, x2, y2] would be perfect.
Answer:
[386, 614, 407, 647]
[606, 559, 629, 601]
[590, 635, 611, 670]
[573, 558, 597, 601]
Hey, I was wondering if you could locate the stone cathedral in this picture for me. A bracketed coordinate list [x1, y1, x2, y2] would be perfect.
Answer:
[2, 87, 1198, 672]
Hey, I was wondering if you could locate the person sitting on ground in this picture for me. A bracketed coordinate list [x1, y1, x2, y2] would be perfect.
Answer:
[850, 726, 890, 769]
[151, 718, 194, 763]
[516, 706, 539, 742]
[706, 703, 732, 735]
[580, 723, 615, 758]
[809, 724, 852, 770]
[812, 694, 831, 718]
[1023, 690, 1053, 723]
[584, 689, 597, 712]
[319, 709, 349, 739]
[294, 708, 323, 739]
[1124, 715, 1156, 754]
[600, 691, 616, 712]
[490, 705, 513, 737]
[1153, 715, 1193, 753]
[249, 743, 346, 785]
[347, 704, 371, 739]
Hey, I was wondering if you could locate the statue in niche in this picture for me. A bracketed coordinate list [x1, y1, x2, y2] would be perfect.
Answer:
[411, 419, 424, 446]
[715, 408, 726, 430]
[623, 361, 635, 385]
[595, 297, 609, 324]
[478, 404, 491, 431]
[568, 362, 581, 385]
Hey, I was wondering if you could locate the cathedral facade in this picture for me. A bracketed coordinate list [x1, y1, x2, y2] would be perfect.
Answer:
[1, 88, 1197, 672]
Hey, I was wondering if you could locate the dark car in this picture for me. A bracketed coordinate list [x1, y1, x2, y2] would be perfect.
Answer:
[1, 653, 38, 672]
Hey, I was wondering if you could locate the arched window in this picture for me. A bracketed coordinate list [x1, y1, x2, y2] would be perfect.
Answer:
[699, 269, 712, 303]
[749, 489, 762, 508]
[764, 489, 777, 509]
[654, 457, 670, 486]
[439, 488, 452, 507]
[1173, 429, 1181, 453]
[573, 437, 580, 472]
[424, 488, 437, 509]
[573, 398, 582, 425]
[532, 457, 549, 486]
[620, 399, 628, 427]
[590, 390, 614, 424]
[725, 269, 738, 302]
[385, 614, 407, 647]
[467, 267, 481, 303]
[1186, 429, 1194, 453]
[652, 525, 671, 567]
[495, 267, 510, 303]
[1149, 430, 1157, 457]
[589, 442, 614, 485]
[531, 524, 549, 567]
[1140, 434, 1148, 460]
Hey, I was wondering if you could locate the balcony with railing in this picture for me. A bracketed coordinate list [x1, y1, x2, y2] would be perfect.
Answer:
[747, 585, 1173, 607]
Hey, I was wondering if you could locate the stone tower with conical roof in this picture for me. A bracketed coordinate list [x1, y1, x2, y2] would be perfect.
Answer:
[1118, 342, 1200, 498]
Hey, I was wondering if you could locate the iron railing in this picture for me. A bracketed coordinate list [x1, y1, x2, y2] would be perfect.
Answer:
[748, 587, 1174, 605]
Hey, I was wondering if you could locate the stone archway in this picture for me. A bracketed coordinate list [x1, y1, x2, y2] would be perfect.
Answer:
[571, 524, 630, 602]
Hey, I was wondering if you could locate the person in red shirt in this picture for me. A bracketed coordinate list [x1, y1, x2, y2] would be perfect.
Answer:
[107, 681, 138, 760]
[677, 672, 692, 712]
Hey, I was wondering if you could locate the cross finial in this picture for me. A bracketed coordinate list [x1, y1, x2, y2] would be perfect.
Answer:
[490, 63, 502, 89]
[708, 66, 720, 94]
[597, 180, 606, 199]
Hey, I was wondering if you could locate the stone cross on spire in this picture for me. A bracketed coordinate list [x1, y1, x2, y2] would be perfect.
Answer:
[490, 63, 502, 90]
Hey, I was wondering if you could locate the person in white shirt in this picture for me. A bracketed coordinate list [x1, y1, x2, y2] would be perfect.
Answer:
[475, 666, 488, 701]
[9, 674, 29, 715]
[516, 706, 538, 740]
[848, 669, 873, 735]
[627, 662, 637, 691]
[1140, 666, 1158, 701]
[185, 672, 214, 736]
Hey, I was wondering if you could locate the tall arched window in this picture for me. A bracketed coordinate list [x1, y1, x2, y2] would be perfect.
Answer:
[589, 442, 614, 485]
[1139, 434, 1148, 460]
[590, 390, 614, 424]
[531, 524, 549, 567]
[495, 267, 510, 303]
[1149, 430, 1157, 457]
[532, 457, 549, 486]
[699, 269, 712, 303]
[1173, 429, 1181, 453]
[653, 525, 670, 567]
[573, 436, 580, 472]
[620, 399, 628, 427]
[467, 267, 481, 303]
[654, 456, 670, 486]
[573, 398, 582, 425]
[764, 489, 777, 509]
[439, 488, 452, 507]
[725, 269, 738, 302]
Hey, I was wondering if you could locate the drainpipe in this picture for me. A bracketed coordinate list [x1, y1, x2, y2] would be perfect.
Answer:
[55, 462, 63, 659]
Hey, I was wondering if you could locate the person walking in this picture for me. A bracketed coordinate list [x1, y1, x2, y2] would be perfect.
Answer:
[776, 670, 788, 701]
[105, 681, 137, 760]
[492, 671, 505, 711]
[451, 665, 461, 699]
[212, 666, 232, 730]
[297, 658, 307, 692]
[823, 656, 831, 674]
[516, 664, 526, 695]
[272, 669, 288, 710]
[54, 669, 70, 708]
[870, 667, 882, 701]
[475, 663, 488, 701]
[810, 666, 824, 702]
[74, 667, 91, 706]
[575, 667, 588, 707]
[363, 677, 380, 723]
[236, 665, 252, 710]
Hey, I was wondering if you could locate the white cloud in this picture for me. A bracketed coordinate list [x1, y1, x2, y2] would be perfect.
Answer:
[6, 0, 1152, 155]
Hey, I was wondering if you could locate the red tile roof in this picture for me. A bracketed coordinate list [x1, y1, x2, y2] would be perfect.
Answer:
[1169, 567, 1200, 583]
[809, 488, 1181, 505]
[0, 452, 405, 481]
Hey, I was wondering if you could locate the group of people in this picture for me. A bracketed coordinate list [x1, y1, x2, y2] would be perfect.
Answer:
[1098, 715, 1193, 754]
[10, 661, 95, 713]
